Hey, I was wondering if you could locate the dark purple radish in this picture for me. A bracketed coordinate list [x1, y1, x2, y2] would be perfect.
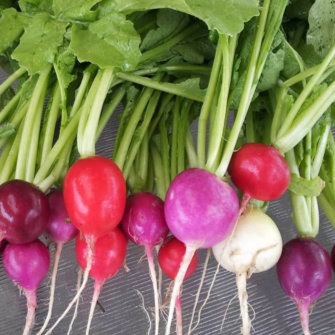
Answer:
[120, 192, 169, 335]
[0, 180, 50, 244]
[37, 190, 78, 335]
[3, 240, 50, 335]
[277, 238, 332, 335]
[164, 168, 239, 335]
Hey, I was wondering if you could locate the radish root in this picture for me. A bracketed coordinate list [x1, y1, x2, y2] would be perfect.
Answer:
[187, 248, 211, 335]
[23, 289, 37, 335]
[146, 246, 160, 335]
[67, 267, 83, 335]
[86, 280, 103, 335]
[236, 272, 250, 335]
[45, 237, 94, 334]
[155, 245, 163, 305]
[37, 242, 64, 335]
[221, 293, 238, 330]
[299, 304, 311, 335]
[175, 295, 182, 335]
[136, 289, 152, 335]
[165, 245, 197, 335]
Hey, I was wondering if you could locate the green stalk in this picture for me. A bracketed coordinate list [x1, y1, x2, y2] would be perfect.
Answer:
[171, 96, 182, 181]
[138, 132, 149, 188]
[216, 0, 273, 178]
[140, 22, 201, 63]
[304, 132, 312, 212]
[0, 91, 22, 124]
[15, 64, 52, 180]
[0, 131, 16, 175]
[159, 117, 171, 193]
[133, 65, 211, 77]
[81, 67, 114, 157]
[122, 89, 162, 179]
[0, 68, 27, 96]
[270, 87, 287, 143]
[77, 70, 103, 154]
[33, 106, 82, 185]
[311, 197, 319, 237]
[197, 43, 222, 169]
[277, 45, 335, 138]
[145, 155, 155, 193]
[317, 65, 335, 85]
[289, 21, 307, 50]
[115, 72, 205, 102]
[246, 110, 256, 143]
[312, 124, 331, 177]
[114, 74, 164, 171]
[96, 84, 129, 141]
[274, 82, 335, 153]
[26, 88, 47, 183]
[178, 100, 192, 174]
[0, 121, 24, 184]
[150, 141, 166, 200]
[185, 127, 197, 168]
[318, 193, 335, 229]
[38, 83, 61, 166]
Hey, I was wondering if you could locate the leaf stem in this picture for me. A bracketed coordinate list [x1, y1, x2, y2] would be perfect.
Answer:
[0, 67, 27, 96]
[150, 141, 166, 200]
[0, 91, 22, 124]
[185, 127, 197, 168]
[159, 117, 171, 193]
[132, 65, 211, 77]
[171, 96, 182, 181]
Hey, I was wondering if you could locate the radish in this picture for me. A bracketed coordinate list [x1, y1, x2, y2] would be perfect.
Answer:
[75, 227, 128, 335]
[37, 190, 78, 335]
[277, 238, 332, 335]
[46, 156, 127, 334]
[120, 192, 169, 335]
[212, 209, 282, 335]
[0, 239, 8, 254]
[158, 236, 198, 335]
[0, 180, 50, 244]
[228, 143, 290, 208]
[164, 168, 239, 335]
[331, 245, 335, 273]
[3, 240, 50, 335]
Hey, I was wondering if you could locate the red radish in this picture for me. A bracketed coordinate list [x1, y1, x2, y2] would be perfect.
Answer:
[164, 168, 239, 335]
[228, 143, 290, 204]
[158, 236, 198, 335]
[0, 180, 50, 244]
[3, 240, 50, 335]
[37, 190, 78, 335]
[277, 238, 332, 335]
[0, 239, 8, 254]
[75, 228, 128, 335]
[46, 156, 127, 334]
[120, 192, 169, 335]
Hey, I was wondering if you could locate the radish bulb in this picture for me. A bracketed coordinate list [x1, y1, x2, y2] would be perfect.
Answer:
[3, 240, 50, 335]
[213, 210, 282, 335]
[277, 238, 332, 335]
[164, 168, 239, 335]
[120, 192, 169, 335]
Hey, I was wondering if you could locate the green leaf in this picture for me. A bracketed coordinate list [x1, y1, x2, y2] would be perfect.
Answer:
[0, 86, 15, 111]
[0, 8, 30, 53]
[289, 173, 325, 196]
[307, 0, 335, 58]
[53, 0, 102, 22]
[70, 13, 141, 71]
[0, 0, 18, 9]
[296, 40, 323, 68]
[113, 0, 260, 35]
[97, 0, 115, 19]
[19, 0, 53, 14]
[285, 0, 314, 20]
[141, 9, 190, 52]
[169, 77, 207, 100]
[12, 13, 68, 74]
[0, 123, 16, 139]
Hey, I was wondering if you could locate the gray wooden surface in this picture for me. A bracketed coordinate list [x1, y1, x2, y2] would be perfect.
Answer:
[1, 69, 335, 335]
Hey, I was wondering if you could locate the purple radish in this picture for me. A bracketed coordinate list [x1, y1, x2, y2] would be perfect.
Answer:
[120, 192, 169, 335]
[0, 180, 50, 244]
[3, 240, 50, 335]
[164, 168, 239, 335]
[37, 190, 78, 335]
[277, 238, 332, 335]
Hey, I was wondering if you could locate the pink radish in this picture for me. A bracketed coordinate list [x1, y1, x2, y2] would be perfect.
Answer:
[164, 168, 239, 335]
[3, 240, 50, 335]
[120, 192, 169, 335]
[37, 190, 78, 335]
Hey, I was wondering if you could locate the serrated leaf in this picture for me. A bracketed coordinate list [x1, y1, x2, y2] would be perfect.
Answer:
[12, 13, 68, 74]
[0, 8, 30, 53]
[289, 173, 325, 197]
[70, 13, 141, 71]
[0, 123, 16, 139]
[19, 0, 53, 14]
[113, 0, 260, 35]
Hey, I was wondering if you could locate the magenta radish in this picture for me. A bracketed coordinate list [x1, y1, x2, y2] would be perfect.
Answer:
[228, 143, 290, 211]
[120, 192, 169, 335]
[75, 227, 128, 335]
[3, 240, 50, 335]
[164, 168, 239, 335]
[0, 239, 8, 254]
[37, 190, 78, 335]
[213, 210, 282, 335]
[277, 238, 332, 335]
[0, 180, 50, 244]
